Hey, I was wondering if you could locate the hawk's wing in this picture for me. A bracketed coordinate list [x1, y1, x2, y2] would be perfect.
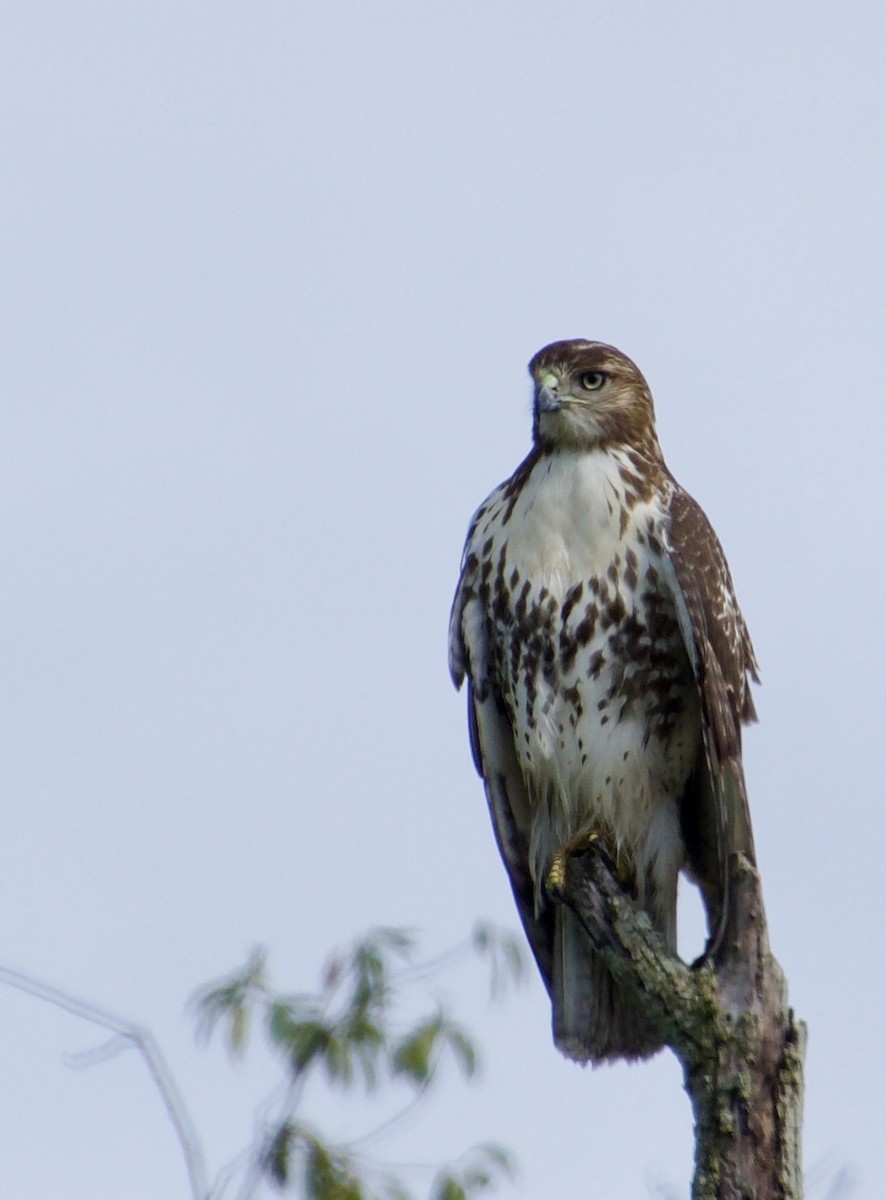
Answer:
[449, 535, 555, 994]
[662, 481, 760, 955]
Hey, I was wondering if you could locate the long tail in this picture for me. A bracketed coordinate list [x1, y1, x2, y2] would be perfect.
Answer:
[551, 907, 663, 1064]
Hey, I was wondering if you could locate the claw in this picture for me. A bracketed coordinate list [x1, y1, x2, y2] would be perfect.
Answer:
[546, 830, 601, 894]
[546, 829, 634, 896]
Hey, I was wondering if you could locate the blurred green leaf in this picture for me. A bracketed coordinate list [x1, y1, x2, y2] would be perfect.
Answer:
[470, 924, 525, 1001]
[350, 930, 415, 1007]
[392, 1014, 479, 1086]
[441, 1024, 478, 1079]
[281, 1015, 333, 1078]
[263, 1121, 296, 1187]
[391, 1016, 443, 1085]
[303, 1135, 364, 1200]
[193, 926, 519, 1200]
[191, 946, 266, 1054]
[378, 1179, 413, 1200]
[431, 1174, 467, 1200]
[322, 952, 346, 996]
[343, 1012, 385, 1089]
[472, 1144, 514, 1177]
[430, 1144, 515, 1200]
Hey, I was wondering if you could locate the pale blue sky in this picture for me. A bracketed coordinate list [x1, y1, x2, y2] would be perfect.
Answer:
[2, 3, 883, 1196]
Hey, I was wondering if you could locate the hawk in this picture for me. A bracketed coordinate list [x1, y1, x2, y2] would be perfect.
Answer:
[449, 340, 759, 1063]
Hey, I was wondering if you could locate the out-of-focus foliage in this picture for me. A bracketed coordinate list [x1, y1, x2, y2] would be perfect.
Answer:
[192, 923, 524, 1200]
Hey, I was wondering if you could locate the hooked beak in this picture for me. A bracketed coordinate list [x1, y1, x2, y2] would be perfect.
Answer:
[535, 381, 561, 414]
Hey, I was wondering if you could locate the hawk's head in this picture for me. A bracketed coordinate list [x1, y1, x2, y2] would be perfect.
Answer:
[528, 340, 659, 455]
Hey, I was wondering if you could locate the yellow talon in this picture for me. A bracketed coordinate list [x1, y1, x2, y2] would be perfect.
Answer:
[546, 830, 600, 893]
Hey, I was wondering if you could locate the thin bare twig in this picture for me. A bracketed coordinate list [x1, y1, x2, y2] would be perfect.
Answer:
[0, 965, 208, 1200]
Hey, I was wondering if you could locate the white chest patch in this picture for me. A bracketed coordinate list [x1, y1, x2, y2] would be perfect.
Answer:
[465, 448, 700, 904]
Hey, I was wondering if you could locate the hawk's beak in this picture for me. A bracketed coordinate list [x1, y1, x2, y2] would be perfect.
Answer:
[535, 382, 561, 414]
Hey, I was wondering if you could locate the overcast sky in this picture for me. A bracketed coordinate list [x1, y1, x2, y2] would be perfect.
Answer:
[2, 3, 883, 1197]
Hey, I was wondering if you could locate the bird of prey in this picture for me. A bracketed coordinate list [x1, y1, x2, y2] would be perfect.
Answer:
[449, 340, 759, 1063]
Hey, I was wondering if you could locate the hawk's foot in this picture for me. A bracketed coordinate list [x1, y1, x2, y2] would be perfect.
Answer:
[546, 829, 632, 897]
[547, 829, 603, 895]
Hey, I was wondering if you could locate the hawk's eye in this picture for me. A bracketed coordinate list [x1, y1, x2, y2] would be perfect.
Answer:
[579, 370, 606, 391]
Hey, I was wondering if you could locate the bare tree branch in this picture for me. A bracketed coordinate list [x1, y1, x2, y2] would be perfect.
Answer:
[0, 965, 208, 1200]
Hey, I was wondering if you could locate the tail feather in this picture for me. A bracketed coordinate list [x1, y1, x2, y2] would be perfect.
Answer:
[552, 908, 663, 1063]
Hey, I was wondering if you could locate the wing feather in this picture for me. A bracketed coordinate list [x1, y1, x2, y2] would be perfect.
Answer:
[468, 682, 555, 991]
[663, 481, 759, 954]
[450, 547, 555, 992]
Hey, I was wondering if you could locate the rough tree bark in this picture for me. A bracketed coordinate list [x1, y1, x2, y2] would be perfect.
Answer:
[553, 847, 806, 1200]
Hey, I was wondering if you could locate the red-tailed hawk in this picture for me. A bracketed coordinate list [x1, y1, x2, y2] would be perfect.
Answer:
[449, 341, 759, 1063]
